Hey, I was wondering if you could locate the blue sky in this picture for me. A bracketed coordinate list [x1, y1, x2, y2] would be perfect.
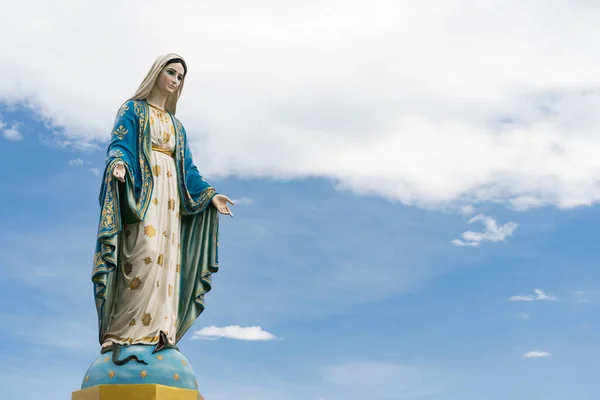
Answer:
[1, 105, 599, 399]
[3, 1, 600, 398]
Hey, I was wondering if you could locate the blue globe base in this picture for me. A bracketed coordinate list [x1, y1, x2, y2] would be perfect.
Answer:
[81, 345, 199, 391]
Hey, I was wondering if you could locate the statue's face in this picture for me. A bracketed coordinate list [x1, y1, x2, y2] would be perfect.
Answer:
[156, 62, 185, 94]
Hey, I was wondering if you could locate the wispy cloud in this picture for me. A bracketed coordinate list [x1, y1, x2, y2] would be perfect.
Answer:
[452, 214, 518, 247]
[232, 196, 253, 205]
[2, 122, 23, 141]
[190, 325, 277, 341]
[460, 205, 476, 216]
[523, 351, 552, 358]
[68, 158, 84, 167]
[89, 168, 101, 176]
[450, 239, 480, 247]
[509, 289, 557, 302]
[575, 290, 587, 303]
[517, 313, 531, 319]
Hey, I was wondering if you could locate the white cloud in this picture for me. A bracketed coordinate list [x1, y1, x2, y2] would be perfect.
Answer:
[450, 239, 480, 247]
[517, 313, 531, 320]
[460, 205, 476, 216]
[509, 289, 557, 302]
[452, 214, 518, 246]
[232, 196, 253, 205]
[89, 168, 101, 176]
[523, 351, 552, 358]
[68, 158, 84, 167]
[6, 1, 600, 210]
[2, 123, 23, 141]
[190, 325, 277, 341]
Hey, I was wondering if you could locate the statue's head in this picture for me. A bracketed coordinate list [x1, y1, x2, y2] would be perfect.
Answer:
[130, 53, 188, 114]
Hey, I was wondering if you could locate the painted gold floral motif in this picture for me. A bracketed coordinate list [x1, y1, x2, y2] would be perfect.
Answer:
[109, 149, 124, 158]
[142, 313, 152, 326]
[144, 225, 156, 238]
[129, 318, 137, 327]
[114, 125, 128, 140]
[157, 253, 164, 266]
[166, 171, 173, 178]
[144, 256, 152, 265]
[168, 198, 175, 211]
[152, 164, 161, 177]
[117, 103, 130, 117]
[152, 198, 159, 206]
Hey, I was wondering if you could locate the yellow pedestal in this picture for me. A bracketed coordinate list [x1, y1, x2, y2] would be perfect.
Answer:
[72, 384, 204, 400]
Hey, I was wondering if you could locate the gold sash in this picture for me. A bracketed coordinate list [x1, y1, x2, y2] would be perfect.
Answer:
[151, 146, 174, 158]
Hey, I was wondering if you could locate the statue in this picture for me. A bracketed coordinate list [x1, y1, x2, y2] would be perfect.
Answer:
[73, 54, 234, 400]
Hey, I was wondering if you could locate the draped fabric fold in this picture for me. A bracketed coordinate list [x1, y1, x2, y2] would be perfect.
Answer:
[92, 99, 218, 345]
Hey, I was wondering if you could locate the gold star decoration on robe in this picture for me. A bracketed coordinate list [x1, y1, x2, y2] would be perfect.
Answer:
[129, 277, 142, 290]
[157, 254, 164, 266]
[142, 313, 152, 327]
[140, 370, 148, 378]
[108, 371, 116, 379]
[152, 164, 161, 176]
[129, 318, 137, 327]
[152, 198, 159, 206]
[123, 262, 133, 275]
[173, 373, 180, 381]
[168, 198, 175, 211]
[156, 355, 164, 360]
[168, 284, 173, 297]
[144, 225, 156, 238]
[144, 256, 152, 265]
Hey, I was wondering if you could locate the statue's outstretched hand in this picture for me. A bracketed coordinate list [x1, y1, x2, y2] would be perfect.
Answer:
[211, 194, 234, 217]
[113, 162, 126, 183]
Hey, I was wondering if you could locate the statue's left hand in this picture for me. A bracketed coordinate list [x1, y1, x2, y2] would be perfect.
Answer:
[211, 194, 234, 217]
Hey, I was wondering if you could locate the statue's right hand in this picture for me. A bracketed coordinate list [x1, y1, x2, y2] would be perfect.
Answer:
[113, 162, 126, 183]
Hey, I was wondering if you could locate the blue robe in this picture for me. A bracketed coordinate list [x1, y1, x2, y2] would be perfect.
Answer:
[92, 99, 219, 345]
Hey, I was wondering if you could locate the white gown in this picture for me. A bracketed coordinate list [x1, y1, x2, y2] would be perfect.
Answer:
[103, 104, 181, 346]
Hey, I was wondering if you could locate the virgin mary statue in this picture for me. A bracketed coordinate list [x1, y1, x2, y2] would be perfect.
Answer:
[92, 53, 234, 356]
